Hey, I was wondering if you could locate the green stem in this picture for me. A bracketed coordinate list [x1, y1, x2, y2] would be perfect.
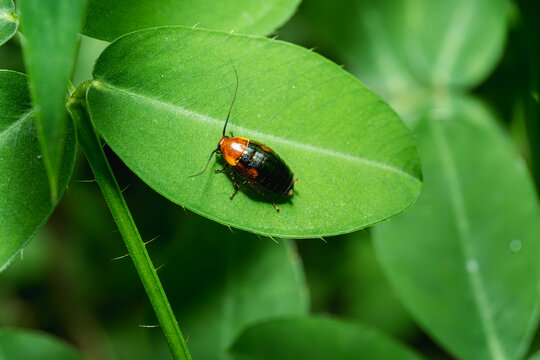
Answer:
[67, 81, 191, 360]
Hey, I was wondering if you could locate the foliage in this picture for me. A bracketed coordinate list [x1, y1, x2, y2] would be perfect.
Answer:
[0, 328, 84, 360]
[0, 71, 75, 271]
[0, 0, 17, 47]
[229, 316, 424, 360]
[86, 26, 421, 238]
[83, 0, 301, 41]
[374, 97, 540, 359]
[1, 0, 539, 359]
[18, 0, 87, 201]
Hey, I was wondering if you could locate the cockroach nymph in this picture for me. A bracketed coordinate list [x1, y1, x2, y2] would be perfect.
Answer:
[190, 64, 295, 212]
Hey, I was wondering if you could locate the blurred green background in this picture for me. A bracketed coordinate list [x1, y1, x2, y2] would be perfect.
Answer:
[1, 0, 539, 359]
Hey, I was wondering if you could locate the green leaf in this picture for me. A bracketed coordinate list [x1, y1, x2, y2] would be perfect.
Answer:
[0, 70, 76, 272]
[303, 0, 507, 99]
[229, 316, 424, 360]
[0, 0, 17, 47]
[83, 0, 300, 42]
[85, 26, 422, 238]
[0, 327, 84, 360]
[18, 0, 87, 201]
[372, 96, 540, 360]
[163, 216, 308, 360]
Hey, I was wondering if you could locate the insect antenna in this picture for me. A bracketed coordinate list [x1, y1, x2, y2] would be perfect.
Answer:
[223, 62, 239, 136]
[189, 149, 219, 178]
[189, 63, 238, 178]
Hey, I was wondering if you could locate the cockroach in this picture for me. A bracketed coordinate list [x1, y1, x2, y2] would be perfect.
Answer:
[190, 64, 295, 212]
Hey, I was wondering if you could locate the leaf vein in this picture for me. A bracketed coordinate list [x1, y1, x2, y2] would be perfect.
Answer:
[91, 81, 421, 183]
[431, 119, 506, 360]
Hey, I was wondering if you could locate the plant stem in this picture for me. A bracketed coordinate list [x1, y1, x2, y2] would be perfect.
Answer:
[67, 81, 191, 360]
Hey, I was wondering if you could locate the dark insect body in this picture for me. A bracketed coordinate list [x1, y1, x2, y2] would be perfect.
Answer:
[190, 64, 295, 211]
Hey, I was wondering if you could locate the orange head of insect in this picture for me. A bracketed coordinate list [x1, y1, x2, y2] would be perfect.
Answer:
[218, 136, 228, 152]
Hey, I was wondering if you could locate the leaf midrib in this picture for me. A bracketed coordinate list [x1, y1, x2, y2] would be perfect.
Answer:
[90, 80, 421, 183]
[1, 110, 34, 226]
[0, 110, 35, 141]
[431, 119, 506, 360]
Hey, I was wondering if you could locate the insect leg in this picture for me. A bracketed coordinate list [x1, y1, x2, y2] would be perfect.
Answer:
[215, 164, 230, 173]
[246, 180, 280, 212]
[229, 172, 240, 200]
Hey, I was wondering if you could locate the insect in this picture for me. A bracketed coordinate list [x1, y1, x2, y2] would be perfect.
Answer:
[190, 64, 295, 212]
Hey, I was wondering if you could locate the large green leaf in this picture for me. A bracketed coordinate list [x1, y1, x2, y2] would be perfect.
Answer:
[83, 0, 300, 42]
[229, 316, 424, 360]
[18, 0, 87, 201]
[0, 0, 17, 47]
[162, 216, 308, 360]
[84, 26, 422, 238]
[0, 70, 76, 272]
[0, 328, 84, 360]
[302, 0, 507, 111]
[373, 97, 540, 360]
